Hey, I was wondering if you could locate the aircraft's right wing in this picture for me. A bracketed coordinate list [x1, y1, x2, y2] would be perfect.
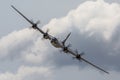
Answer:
[11, 5, 34, 25]
[11, 5, 46, 35]
[34, 26, 45, 34]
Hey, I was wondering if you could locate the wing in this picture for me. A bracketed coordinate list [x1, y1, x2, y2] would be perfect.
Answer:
[63, 47, 109, 74]
[34, 26, 45, 34]
[11, 5, 45, 34]
[11, 5, 34, 25]
[80, 57, 109, 74]
[66, 48, 77, 56]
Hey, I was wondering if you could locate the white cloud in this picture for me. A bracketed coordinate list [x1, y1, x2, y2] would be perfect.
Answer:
[53, 65, 120, 80]
[42, 0, 120, 73]
[44, 0, 120, 41]
[0, 28, 37, 58]
[0, 66, 52, 80]
[22, 37, 56, 64]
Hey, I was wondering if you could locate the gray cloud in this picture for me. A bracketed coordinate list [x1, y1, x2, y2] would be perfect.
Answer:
[0, 66, 52, 80]
[105, 0, 120, 3]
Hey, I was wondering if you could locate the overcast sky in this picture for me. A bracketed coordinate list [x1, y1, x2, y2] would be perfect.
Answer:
[0, 0, 120, 80]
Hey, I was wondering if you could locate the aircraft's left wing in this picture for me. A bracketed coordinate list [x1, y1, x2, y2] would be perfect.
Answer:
[65, 48, 77, 56]
[80, 57, 109, 74]
[63, 47, 109, 74]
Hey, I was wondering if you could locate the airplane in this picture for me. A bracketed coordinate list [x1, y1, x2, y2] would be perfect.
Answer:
[11, 5, 109, 74]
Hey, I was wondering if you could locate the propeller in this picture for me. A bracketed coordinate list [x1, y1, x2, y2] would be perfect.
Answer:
[80, 52, 85, 56]
[42, 28, 50, 39]
[29, 20, 40, 29]
[75, 49, 78, 54]
[36, 20, 40, 24]
[46, 28, 49, 33]
[59, 49, 64, 53]
[73, 50, 85, 61]
[67, 43, 72, 48]
[72, 54, 82, 62]
[62, 43, 72, 53]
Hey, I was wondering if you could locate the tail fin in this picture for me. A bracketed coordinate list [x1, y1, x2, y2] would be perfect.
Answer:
[62, 32, 71, 46]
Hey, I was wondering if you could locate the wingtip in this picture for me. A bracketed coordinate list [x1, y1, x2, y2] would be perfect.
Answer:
[11, 5, 14, 7]
[11, 5, 15, 9]
[106, 71, 110, 74]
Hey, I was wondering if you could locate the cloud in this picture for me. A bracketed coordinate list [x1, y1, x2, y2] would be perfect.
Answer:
[0, 66, 52, 80]
[53, 65, 120, 80]
[44, 0, 120, 41]
[1, 0, 120, 80]
[42, 0, 120, 70]
[0, 28, 36, 58]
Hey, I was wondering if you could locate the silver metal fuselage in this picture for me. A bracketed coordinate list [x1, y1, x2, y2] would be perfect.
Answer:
[50, 37, 64, 48]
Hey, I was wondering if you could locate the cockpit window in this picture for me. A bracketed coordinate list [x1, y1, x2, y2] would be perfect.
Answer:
[51, 37, 58, 43]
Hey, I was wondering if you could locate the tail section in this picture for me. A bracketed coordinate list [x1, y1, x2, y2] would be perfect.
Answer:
[62, 32, 71, 46]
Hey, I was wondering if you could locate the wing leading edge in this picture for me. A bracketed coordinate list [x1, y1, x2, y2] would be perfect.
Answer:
[64, 48, 109, 74]
[11, 5, 45, 34]
[11, 5, 33, 25]
[81, 57, 109, 74]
